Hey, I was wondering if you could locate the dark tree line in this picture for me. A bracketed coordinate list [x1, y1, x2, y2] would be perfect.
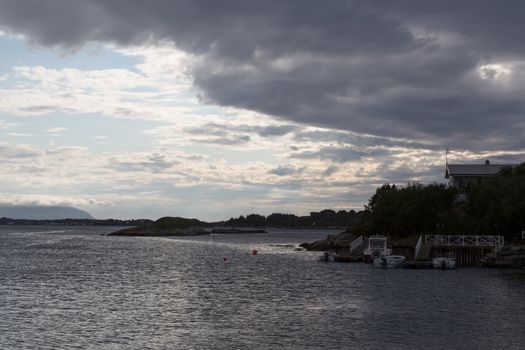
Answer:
[352, 163, 525, 240]
[218, 209, 364, 228]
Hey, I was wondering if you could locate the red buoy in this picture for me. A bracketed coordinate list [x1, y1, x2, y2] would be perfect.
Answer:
[252, 249, 258, 255]
[223, 257, 228, 262]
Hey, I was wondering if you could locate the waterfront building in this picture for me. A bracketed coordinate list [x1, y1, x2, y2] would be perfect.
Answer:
[445, 160, 515, 200]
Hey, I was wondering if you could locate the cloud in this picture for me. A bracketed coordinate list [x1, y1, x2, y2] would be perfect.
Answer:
[2, 1, 524, 151]
[0, 119, 17, 130]
[255, 124, 297, 137]
[323, 165, 339, 177]
[289, 146, 392, 163]
[45, 146, 88, 156]
[109, 152, 180, 173]
[0, 63, 195, 120]
[6, 132, 34, 137]
[0, 141, 42, 159]
[269, 165, 306, 177]
[46, 127, 67, 135]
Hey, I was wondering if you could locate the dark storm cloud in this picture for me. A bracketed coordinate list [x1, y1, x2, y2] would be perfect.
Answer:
[2, 0, 525, 150]
[374, 1, 525, 57]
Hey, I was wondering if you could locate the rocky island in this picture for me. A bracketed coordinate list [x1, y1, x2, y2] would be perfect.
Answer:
[108, 217, 209, 236]
[108, 216, 269, 236]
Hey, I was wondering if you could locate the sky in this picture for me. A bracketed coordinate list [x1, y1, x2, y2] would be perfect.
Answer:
[1, 0, 524, 220]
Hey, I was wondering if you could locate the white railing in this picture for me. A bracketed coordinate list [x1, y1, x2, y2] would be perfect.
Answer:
[414, 235, 423, 259]
[349, 235, 364, 253]
[424, 235, 504, 247]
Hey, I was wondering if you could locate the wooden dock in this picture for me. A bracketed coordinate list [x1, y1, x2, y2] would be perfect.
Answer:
[414, 235, 504, 267]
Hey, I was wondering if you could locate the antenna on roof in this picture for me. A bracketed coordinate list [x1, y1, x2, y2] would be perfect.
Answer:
[446, 148, 450, 166]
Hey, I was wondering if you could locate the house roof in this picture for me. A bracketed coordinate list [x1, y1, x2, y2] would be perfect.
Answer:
[445, 163, 514, 178]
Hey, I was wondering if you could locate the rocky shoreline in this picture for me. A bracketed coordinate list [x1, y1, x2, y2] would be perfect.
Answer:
[299, 230, 356, 251]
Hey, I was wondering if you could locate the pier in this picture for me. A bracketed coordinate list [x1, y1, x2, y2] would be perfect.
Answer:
[333, 234, 506, 267]
[414, 235, 504, 267]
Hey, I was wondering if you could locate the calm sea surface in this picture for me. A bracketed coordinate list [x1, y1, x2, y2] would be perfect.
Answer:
[1, 226, 524, 350]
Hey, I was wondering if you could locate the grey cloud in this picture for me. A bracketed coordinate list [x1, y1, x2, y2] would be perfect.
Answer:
[192, 135, 251, 146]
[184, 122, 252, 145]
[323, 165, 339, 177]
[20, 105, 65, 113]
[290, 146, 392, 163]
[183, 121, 297, 145]
[375, 1, 525, 57]
[185, 122, 297, 138]
[2, 1, 525, 151]
[110, 153, 179, 173]
[256, 125, 297, 137]
[293, 129, 439, 151]
[268, 165, 306, 177]
[0, 144, 41, 159]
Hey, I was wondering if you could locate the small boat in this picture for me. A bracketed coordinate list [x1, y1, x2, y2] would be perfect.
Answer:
[363, 235, 392, 263]
[374, 255, 405, 268]
[432, 252, 456, 269]
[319, 251, 337, 262]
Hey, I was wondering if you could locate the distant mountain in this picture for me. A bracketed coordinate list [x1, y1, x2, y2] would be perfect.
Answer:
[0, 205, 94, 220]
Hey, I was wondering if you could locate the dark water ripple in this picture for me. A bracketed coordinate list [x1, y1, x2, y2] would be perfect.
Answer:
[1, 226, 524, 349]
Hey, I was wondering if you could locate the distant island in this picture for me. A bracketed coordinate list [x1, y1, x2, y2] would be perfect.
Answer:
[0, 217, 152, 227]
[108, 217, 269, 236]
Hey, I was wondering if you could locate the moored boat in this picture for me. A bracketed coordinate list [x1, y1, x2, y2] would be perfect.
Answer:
[374, 255, 405, 268]
[319, 251, 337, 262]
[363, 235, 392, 263]
[432, 252, 456, 269]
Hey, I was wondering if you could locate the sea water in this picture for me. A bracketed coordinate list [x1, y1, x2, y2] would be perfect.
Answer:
[1, 226, 524, 349]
